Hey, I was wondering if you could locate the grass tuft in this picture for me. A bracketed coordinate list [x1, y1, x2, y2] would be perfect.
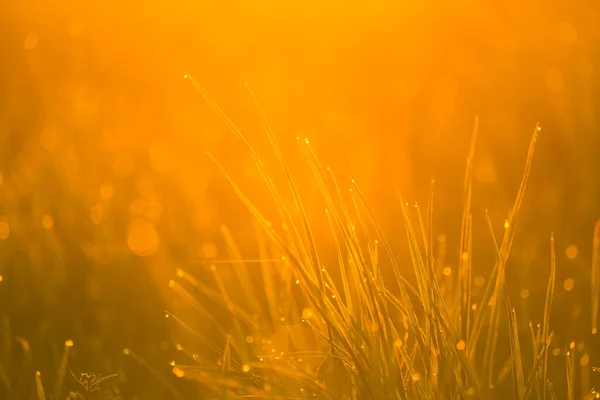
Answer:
[171, 78, 593, 399]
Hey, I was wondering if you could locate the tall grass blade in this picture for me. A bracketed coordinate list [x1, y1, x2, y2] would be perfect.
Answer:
[245, 84, 324, 290]
[459, 116, 478, 344]
[185, 75, 315, 286]
[35, 372, 45, 400]
[220, 224, 263, 321]
[222, 337, 231, 400]
[524, 332, 553, 399]
[53, 340, 72, 400]
[566, 348, 574, 400]
[541, 233, 556, 400]
[507, 296, 525, 400]
[592, 220, 600, 334]
[476, 124, 540, 384]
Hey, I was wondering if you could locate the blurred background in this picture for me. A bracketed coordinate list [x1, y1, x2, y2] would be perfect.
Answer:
[1, 0, 599, 397]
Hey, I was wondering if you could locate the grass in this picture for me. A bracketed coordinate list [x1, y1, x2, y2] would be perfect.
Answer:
[0, 319, 122, 399]
[1, 77, 597, 399]
[157, 75, 600, 399]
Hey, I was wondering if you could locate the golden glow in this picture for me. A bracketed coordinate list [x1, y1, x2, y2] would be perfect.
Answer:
[552, 348, 561, 356]
[42, 215, 54, 230]
[127, 219, 160, 257]
[566, 245, 578, 260]
[90, 204, 104, 224]
[201, 243, 218, 259]
[0, 216, 10, 240]
[564, 278, 575, 292]
[474, 276, 485, 287]
[100, 183, 115, 200]
[130, 199, 144, 216]
[2, 2, 598, 398]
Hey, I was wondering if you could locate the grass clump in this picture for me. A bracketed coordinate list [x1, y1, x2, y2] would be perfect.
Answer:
[164, 75, 596, 399]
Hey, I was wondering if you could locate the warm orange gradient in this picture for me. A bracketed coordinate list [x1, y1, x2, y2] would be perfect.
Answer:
[4, 1, 599, 238]
[1, 0, 599, 397]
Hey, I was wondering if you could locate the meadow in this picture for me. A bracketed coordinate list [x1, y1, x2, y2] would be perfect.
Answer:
[1, 0, 600, 399]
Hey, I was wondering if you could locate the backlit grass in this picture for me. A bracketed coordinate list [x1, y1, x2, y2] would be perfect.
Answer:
[1, 78, 598, 400]
[153, 77, 600, 399]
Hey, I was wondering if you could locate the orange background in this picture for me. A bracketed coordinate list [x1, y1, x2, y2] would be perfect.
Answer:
[1, 0, 600, 397]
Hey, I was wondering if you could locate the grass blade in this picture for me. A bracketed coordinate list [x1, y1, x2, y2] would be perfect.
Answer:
[592, 220, 600, 334]
[35, 371, 45, 400]
[507, 296, 525, 400]
[541, 233, 556, 400]
[53, 339, 73, 400]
